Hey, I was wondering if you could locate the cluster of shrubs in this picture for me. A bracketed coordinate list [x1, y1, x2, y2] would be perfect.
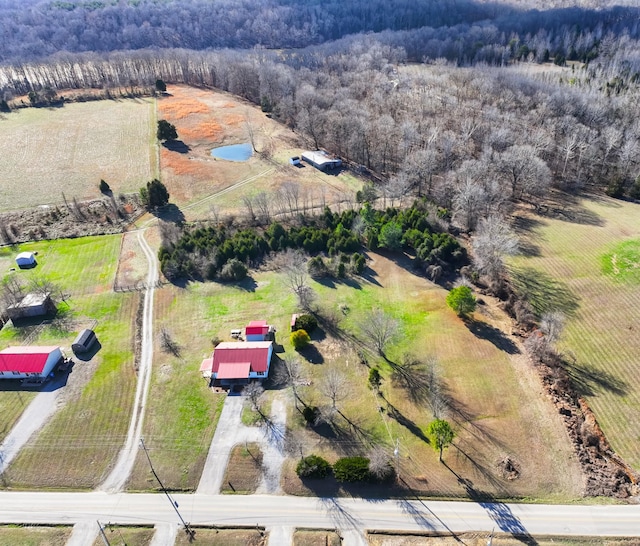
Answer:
[158, 201, 465, 282]
[289, 313, 319, 351]
[295, 455, 393, 483]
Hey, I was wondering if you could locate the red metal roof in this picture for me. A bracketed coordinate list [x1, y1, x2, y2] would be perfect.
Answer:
[212, 342, 272, 374]
[199, 357, 213, 373]
[0, 346, 59, 374]
[216, 361, 251, 380]
[245, 320, 269, 336]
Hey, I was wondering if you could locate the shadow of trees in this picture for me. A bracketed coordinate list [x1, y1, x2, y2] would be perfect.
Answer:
[162, 139, 190, 153]
[155, 203, 186, 223]
[508, 266, 580, 317]
[441, 462, 537, 545]
[464, 319, 520, 354]
[536, 194, 605, 227]
[564, 360, 628, 397]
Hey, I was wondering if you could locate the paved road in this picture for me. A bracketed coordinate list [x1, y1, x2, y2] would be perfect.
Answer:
[100, 229, 158, 492]
[0, 373, 67, 475]
[0, 492, 638, 537]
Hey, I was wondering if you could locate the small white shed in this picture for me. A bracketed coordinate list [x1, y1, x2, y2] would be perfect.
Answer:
[15, 252, 36, 268]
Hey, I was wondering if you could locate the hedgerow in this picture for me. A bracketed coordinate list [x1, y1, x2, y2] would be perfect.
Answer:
[158, 201, 466, 281]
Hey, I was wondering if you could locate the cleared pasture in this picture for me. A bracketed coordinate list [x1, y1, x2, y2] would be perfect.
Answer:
[133, 248, 581, 499]
[0, 235, 139, 489]
[281, 252, 582, 501]
[157, 85, 363, 220]
[509, 195, 640, 471]
[0, 99, 156, 211]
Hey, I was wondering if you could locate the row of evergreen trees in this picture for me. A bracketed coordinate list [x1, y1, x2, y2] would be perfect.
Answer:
[158, 201, 466, 282]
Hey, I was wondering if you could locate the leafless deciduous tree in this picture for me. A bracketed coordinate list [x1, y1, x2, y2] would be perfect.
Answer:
[1, 276, 24, 308]
[159, 219, 182, 249]
[253, 191, 271, 225]
[274, 356, 306, 409]
[243, 381, 265, 413]
[279, 249, 316, 311]
[540, 311, 565, 344]
[159, 326, 181, 357]
[471, 215, 518, 290]
[319, 369, 348, 411]
[368, 446, 394, 481]
[358, 308, 399, 357]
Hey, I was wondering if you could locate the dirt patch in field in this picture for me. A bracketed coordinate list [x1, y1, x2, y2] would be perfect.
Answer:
[114, 231, 149, 289]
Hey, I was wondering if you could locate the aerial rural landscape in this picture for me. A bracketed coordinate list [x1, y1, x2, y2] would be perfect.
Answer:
[0, 0, 640, 544]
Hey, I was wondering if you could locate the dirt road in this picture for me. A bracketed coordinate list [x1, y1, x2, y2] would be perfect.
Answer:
[100, 229, 157, 492]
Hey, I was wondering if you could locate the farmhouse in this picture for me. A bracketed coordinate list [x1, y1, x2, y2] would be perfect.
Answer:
[15, 252, 36, 268]
[200, 341, 273, 386]
[245, 320, 276, 341]
[5, 293, 57, 321]
[301, 150, 342, 172]
[0, 346, 63, 380]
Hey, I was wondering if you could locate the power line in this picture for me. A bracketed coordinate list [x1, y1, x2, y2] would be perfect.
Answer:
[139, 438, 196, 542]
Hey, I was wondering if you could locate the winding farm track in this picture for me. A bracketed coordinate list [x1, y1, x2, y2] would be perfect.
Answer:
[100, 229, 157, 492]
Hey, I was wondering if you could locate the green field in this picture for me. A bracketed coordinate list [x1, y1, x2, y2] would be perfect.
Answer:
[0, 99, 156, 211]
[0, 235, 139, 489]
[129, 250, 582, 499]
[510, 195, 640, 471]
[125, 271, 297, 491]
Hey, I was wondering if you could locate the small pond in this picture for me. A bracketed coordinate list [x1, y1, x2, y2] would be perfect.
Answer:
[210, 142, 253, 162]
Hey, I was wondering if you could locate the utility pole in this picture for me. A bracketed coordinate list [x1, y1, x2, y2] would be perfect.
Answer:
[394, 438, 400, 481]
[97, 520, 111, 546]
[140, 438, 196, 542]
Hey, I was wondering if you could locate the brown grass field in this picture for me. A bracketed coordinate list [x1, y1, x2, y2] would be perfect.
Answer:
[0, 99, 156, 211]
[91, 525, 154, 546]
[157, 85, 363, 221]
[221, 442, 264, 494]
[293, 529, 342, 546]
[175, 528, 267, 546]
[367, 532, 640, 545]
[0, 525, 71, 546]
[509, 195, 640, 472]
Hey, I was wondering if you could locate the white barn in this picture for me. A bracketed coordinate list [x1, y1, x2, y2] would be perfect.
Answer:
[301, 150, 342, 172]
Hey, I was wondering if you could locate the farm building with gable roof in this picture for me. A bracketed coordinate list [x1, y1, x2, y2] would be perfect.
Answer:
[0, 346, 63, 380]
[200, 341, 273, 386]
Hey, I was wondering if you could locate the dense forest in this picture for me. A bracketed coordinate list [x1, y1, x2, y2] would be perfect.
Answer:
[0, 0, 639, 66]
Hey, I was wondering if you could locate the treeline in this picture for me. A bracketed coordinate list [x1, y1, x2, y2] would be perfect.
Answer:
[3, 38, 640, 220]
[157, 202, 465, 282]
[1, 0, 640, 67]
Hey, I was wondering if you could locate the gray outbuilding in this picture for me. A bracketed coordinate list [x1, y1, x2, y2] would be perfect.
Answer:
[72, 328, 97, 354]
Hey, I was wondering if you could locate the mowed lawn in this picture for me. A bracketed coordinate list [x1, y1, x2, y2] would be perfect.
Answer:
[0, 99, 156, 211]
[126, 270, 297, 491]
[509, 195, 640, 472]
[0, 235, 139, 489]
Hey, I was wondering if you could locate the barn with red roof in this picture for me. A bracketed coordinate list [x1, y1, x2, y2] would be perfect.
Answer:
[0, 346, 63, 380]
[245, 320, 275, 342]
[200, 341, 273, 386]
